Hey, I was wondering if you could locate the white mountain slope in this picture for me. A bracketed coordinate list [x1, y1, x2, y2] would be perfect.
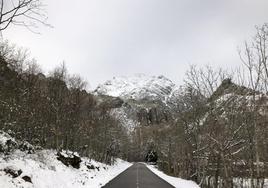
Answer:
[94, 74, 182, 131]
[94, 74, 176, 101]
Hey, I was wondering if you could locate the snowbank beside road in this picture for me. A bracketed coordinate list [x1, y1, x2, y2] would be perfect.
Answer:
[0, 150, 131, 188]
[146, 164, 200, 188]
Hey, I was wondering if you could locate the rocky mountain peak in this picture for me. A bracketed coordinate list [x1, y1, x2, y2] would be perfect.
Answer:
[94, 74, 176, 101]
[209, 78, 258, 102]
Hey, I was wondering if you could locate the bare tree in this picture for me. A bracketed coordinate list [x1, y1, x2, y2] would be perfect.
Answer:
[184, 64, 230, 98]
[68, 74, 87, 91]
[238, 23, 268, 188]
[0, 0, 50, 34]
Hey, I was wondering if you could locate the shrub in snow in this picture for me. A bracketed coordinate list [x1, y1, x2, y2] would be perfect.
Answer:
[4, 166, 22, 178]
[0, 131, 35, 154]
[0, 131, 18, 154]
[18, 141, 35, 154]
[56, 150, 82, 169]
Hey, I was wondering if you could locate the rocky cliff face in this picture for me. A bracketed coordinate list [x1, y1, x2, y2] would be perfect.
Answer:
[94, 74, 181, 131]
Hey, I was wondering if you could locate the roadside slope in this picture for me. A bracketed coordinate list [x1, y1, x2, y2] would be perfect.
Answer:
[146, 164, 200, 188]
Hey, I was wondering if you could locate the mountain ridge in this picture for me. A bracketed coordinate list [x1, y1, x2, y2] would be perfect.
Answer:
[94, 74, 177, 102]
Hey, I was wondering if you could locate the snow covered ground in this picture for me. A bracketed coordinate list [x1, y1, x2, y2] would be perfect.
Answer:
[146, 164, 200, 188]
[0, 150, 131, 188]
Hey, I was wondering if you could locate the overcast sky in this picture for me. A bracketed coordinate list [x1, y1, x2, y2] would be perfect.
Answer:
[3, 0, 268, 89]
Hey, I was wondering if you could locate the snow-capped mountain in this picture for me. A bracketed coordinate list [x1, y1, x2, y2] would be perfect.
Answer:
[94, 74, 176, 102]
[93, 74, 181, 132]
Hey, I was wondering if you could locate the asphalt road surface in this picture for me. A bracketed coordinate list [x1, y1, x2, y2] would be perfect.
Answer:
[102, 163, 175, 188]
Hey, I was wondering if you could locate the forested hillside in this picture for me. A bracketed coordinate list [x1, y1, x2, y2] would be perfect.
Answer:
[0, 42, 129, 165]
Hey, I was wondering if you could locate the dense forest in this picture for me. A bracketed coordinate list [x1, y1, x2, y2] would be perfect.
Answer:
[0, 19, 268, 188]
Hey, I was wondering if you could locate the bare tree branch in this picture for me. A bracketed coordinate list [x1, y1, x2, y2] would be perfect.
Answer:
[0, 0, 51, 35]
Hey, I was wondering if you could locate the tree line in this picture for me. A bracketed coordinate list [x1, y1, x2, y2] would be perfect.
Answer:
[0, 41, 130, 165]
[130, 24, 268, 188]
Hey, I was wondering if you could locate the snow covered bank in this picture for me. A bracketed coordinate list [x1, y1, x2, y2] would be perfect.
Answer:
[0, 150, 131, 188]
[233, 178, 268, 188]
[146, 164, 200, 188]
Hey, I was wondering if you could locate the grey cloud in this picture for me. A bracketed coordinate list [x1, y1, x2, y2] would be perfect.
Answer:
[4, 0, 268, 89]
